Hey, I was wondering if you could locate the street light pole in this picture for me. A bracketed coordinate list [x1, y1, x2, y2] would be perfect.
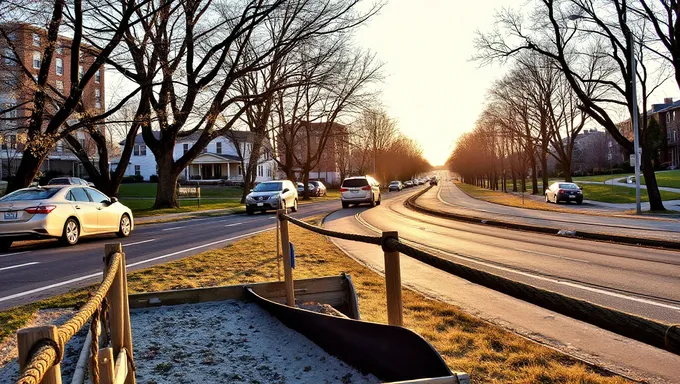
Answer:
[629, 30, 642, 214]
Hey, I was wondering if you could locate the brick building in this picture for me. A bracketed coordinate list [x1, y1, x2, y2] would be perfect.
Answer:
[0, 22, 105, 181]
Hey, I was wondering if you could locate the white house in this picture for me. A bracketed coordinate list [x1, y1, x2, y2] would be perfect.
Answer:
[115, 131, 278, 183]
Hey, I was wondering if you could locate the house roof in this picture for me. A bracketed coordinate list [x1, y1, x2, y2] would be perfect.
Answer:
[192, 152, 242, 163]
[121, 130, 272, 149]
[655, 100, 680, 114]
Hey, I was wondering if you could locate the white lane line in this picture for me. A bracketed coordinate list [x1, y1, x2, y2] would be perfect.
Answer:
[224, 222, 243, 227]
[0, 251, 30, 258]
[0, 262, 39, 272]
[0, 227, 275, 304]
[124, 239, 157, 247]
[162, 226, 185, 231]
[514, 248, 591, 264]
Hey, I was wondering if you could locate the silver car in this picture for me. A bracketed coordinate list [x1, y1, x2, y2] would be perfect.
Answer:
[246, 180, 298, 214]
[0, 186, 134, 251]
[340, 176, 381, 208]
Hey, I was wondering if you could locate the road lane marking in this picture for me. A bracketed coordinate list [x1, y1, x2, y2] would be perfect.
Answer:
[162, 226, 185, 231]
[0, 227, 275, 304]
[124, 239, 157, 247]
[0, 251, 30, 258]
[224, 222, 243, 227]
[0, 262, 39, 272]
[513, 248, 590, 264]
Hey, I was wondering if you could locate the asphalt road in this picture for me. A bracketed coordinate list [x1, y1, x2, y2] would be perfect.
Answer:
[352, 182, 680, 324]
[0, 199, 343, 311]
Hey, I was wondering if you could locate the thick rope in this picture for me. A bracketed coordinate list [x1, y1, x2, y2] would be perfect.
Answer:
[16, 252, 122, 384]
[384, 237, 680, 355]
[89, 304, 101, 384]
[281, 214, 382, 245]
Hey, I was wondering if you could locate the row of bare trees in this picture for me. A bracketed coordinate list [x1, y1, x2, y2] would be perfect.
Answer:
[1, 0, 383, 208]
[448, 0, 680, 210]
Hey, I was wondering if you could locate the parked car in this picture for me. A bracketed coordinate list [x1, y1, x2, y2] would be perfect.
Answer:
[403, 180, 414, 188]
[296, 182, 314, 194]
[246, 180, 298, 215]
[340, 176, 381, 208]
[47, 177, 90, 186]
[0, 185, 134, 251]
[545, 182, 583, 204]
[388, 181, 403, 192]
[429, 177, 439, 186]
[309, 181, 327, 197]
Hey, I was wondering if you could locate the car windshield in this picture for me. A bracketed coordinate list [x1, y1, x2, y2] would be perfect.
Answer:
[48, 178, 70, 185]
[253, 182, 283, 192]
[559, 183, 579, 190]
[342, 179, 369, 188]
[390, 181, 399, 185]
[0, 188, 61, 201]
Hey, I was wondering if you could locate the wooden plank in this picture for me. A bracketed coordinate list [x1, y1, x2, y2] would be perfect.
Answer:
[383, 231, 403, 326]
[117, 247, 136, 384]
[113, 349, 129, 384]
[344, 274, 361, 320]
[17, 325, 62, 384]
[129, 275, 347, 309]
[279, 211, 295, 306]
[70, 328, 93, 384]
[384, 376, 461, 384]
[265, 292, 346, 308]
[97, 347, 114, 384]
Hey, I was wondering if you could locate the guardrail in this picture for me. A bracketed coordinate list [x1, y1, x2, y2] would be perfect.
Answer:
[278, 207, 680, 356]
[16, 243, 135, 384]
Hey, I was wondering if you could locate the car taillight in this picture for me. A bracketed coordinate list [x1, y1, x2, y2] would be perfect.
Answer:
[25, 205, 56, 214]
[558, 189, 564, 194]
[361, 185, 372, 191]
[340, 187, 349, 192]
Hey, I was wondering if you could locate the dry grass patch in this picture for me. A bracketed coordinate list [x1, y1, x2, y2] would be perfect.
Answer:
[1, 216, 628, 383]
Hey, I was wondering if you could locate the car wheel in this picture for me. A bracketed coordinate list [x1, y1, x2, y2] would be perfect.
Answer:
[0, 239, 12, 252]
[61, 218, 80, 246]
[376, 194, 382, 206]
[246, 208, 254, 215]
[342, 202, 349, 209]
[281, 199, 287, 212]
[370, 195, 376, 207]
[577, 199, 583, 205]
[545, 194, 549, 203]
[553, 194, 558, 204]
[292, 199, 298, 212]
[116, 214, 132, 238]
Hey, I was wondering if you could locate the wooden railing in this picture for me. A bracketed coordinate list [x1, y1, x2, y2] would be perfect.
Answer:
[16, 243, 135, 384]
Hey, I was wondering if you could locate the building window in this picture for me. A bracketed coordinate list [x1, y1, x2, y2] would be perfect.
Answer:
[133, 144, 146, 156]
[79, 50, 83, 62]
[32, 52, 41, 69]
[56, 58, 63, 75]
[79, 138, 86, 149]
[4, 103, 17, 124]
[238, 165, 242, 175]
[266, 167, 271, 177]
[56, 141, 63, 153]
[216, 142, 222, 154]
[56, 43, 63, 55]
[2, 134, 17, 150]
[32, 33, 40, 47]
[183, 143, 189, 154]
[95, 89, 101, 108]
[134, 165, 141, 176]
[56, 80, 64, 92]
[95, 70, 101, 83]
[3, 49, 15, 66]
[78, 66, 84, 81]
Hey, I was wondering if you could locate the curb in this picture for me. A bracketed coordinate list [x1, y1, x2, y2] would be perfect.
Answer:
[406, 186, 680, 250]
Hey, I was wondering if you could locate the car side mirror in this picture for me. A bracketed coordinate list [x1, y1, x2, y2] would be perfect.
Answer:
[282, 188, 290, 194]
[579, 187, 583, 191]
[250, 189, 254, 192]
[110, 197, 119, 204]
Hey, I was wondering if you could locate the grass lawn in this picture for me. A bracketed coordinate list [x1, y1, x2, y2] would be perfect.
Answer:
[572, 174, 632, 182]
[579, 183, 680, 203]
[642, 169, 680, 189]
[0, 216, 627, 383]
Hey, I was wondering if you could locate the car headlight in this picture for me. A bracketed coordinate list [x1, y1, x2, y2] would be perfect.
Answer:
[246, 195, 255, 203]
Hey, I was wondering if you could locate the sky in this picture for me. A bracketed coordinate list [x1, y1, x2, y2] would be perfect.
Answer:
[353, 1, 519, 166]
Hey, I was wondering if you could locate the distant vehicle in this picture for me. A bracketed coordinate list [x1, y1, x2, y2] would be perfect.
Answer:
[545, 182, 583, 204]
[48, 177, 90, 186]
[340, 176, 381, 208]
[246, 180, 298, 215]
[429, 177, 438, 186]
[309, 181, 328, 197]
[388, 181, 403, 192]
[296, 182, 314, 194]
[403, 180, 414, 188]
[0, 185, 134, 251]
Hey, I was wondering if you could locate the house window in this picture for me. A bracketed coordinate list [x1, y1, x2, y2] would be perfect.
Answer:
[3, 49, 15, 65]
[4, 103, 17, 124]
[56, 80, 64, 91]
[183, 143, 189, 154]
[216, 142, 222, 154]
[79, 66, 84, 81]
[32, 33, 40, 46]
[32, 52, 41, 69]
[247, 143, 252, 152]
[56, 43, 63, 55]
[95, 70, 101, 83]
[56, 141, 63, 153]
[266, 167, 271, 177]
[2, 134, 17, 150]
[79, 138, 86, 149]
[95, 89, 101, 108]
[56, 58, 63, 75]
[134, 165, 141, 176]
[133, 144, 146, 156]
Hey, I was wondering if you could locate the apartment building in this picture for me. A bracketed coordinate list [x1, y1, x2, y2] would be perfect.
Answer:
[0, 22, 105, 180]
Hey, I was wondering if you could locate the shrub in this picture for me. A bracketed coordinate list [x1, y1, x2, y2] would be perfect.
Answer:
[122, 175, 144, 183]
[149, 174, 159, 183]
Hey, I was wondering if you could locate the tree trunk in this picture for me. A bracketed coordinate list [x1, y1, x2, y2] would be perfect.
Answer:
[530, 156, 538, 194]
[641, 151, 665, 211]
[302, 170, 311, 200]
[153, 153, 181, 209]
[541, 149, 549, 193]
[561, 158, 573, 182]
[7, 150, 47, 192]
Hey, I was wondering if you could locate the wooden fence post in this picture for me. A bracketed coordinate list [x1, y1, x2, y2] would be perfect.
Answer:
[278, 210, 295, 306]
[381, 231, 403, 326]
[97, 347, 115, 384]
[17, 325, 62, 384]
[104, 243, 136, 384]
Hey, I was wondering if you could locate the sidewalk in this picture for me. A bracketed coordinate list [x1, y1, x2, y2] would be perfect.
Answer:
[322, 210, 680, 384]
[504, 188, 680, 212]
[413, 182, 680, 246]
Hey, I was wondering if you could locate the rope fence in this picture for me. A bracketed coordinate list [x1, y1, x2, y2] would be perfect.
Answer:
[16, 244, 136, 384]
[279, 212, 680, 356]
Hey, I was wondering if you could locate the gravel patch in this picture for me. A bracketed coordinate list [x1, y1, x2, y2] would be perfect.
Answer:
[133, 300, 378, 384]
